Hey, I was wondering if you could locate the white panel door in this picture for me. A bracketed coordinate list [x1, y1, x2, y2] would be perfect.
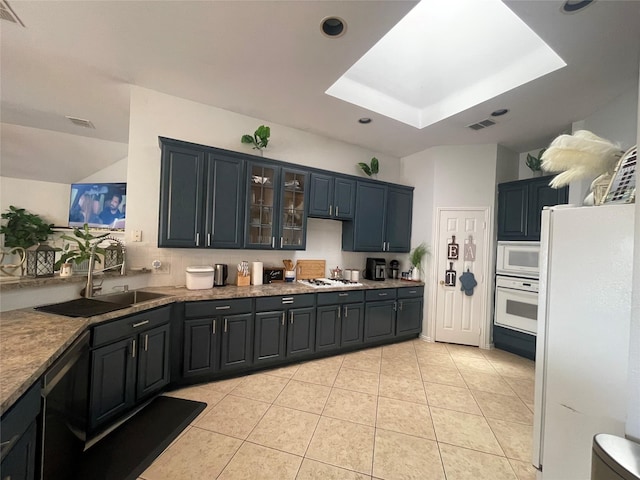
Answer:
[434, 209, 488, 346]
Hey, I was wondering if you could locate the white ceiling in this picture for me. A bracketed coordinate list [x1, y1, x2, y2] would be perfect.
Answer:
[1, 0, 639, 184]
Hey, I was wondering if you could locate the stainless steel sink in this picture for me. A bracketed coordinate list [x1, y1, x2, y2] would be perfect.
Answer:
[96, 290, 168, 305]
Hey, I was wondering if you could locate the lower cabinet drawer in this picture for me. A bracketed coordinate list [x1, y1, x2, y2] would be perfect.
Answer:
[365, 289, 397, 301]
[317, 290, 364, 306]
[255, 294, 315, 311]
[397, 286, 424, 298]
[92, 306, 171, 347]
[185, 298, 253, 318]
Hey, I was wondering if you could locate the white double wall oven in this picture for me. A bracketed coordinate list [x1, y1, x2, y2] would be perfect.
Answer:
[494, 241, 540, 336]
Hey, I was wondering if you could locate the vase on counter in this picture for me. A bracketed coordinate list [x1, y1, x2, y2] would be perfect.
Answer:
[411, 267, 420, 281]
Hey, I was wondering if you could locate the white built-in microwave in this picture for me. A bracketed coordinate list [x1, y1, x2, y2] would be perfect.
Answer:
[496, 241, 540, 279]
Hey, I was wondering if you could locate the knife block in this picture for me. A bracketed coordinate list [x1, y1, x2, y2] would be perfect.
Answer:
[236, 274, 250, 286]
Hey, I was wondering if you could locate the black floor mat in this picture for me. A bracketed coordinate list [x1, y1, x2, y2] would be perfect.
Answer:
[75, 396, 206, 480]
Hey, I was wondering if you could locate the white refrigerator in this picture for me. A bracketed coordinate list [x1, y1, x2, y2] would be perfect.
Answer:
[533, 203, 635, 480]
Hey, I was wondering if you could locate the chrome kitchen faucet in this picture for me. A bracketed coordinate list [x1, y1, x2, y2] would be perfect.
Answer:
[84, 237, 126, 298]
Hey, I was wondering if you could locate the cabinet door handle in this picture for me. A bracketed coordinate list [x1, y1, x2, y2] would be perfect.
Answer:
[196, 233, 200, 247]
[207, 233, 211, 247]
[215, 305, 231, 310]
[131, 339, 136, 358]
[272, 237, 275, 248]
[224, 318, 228, 333]
[280, 236, 284, 248]
[144, 334, 149, 352]
[393, 301, 397, 312]
[378, 293, 388, 297]
[409, 290, 416, 294]
[282, 311, 285, 326]
[399, 301, 403, 311]
[329, 205, 332, 216]
[212, 319, 216, 334]
[338, 293, 349, 297]
[336, 206, 339, 216]
[132, 320, 149, 328]
[344, 305, 348, 317]
[337, 306, 341, 319]
[289, 311, 294, 324]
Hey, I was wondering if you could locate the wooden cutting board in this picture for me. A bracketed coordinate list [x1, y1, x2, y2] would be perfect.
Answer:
[295, 260, 326, 280]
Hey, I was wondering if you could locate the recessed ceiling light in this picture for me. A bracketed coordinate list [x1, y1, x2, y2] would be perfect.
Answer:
[321, 16, 346, 38]
[491, 108, 509, 117]
[562, 0, 594, 14]
[358, 117, 372, 124]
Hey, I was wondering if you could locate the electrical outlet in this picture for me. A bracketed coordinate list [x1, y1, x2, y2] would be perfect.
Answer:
[132, 230, 142, 242]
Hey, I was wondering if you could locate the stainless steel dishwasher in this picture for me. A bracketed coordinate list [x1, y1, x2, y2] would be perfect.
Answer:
[40, 331, 90, 480]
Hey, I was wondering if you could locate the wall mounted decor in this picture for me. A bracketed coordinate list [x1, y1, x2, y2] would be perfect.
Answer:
[447, 235, 459, 260]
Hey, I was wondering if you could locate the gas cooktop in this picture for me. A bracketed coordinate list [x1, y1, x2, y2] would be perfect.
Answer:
[298, 278, 363, 288]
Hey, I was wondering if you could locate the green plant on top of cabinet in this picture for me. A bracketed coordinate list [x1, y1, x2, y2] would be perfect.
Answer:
[158, 138, 245, 249]
[245, 161, 309, 250]
[342, 181, 413, 252]
[308, 173, 356, 220]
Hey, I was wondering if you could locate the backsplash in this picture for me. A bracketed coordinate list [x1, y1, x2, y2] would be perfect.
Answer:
[126, 218, 407, 287]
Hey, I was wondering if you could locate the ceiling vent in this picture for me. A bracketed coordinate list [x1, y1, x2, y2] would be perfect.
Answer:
[467, 118, 497, 131]
[0, 0, 24, 26]
[66, 116, 95, 129]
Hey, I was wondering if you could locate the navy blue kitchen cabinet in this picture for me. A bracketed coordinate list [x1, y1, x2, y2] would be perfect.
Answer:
[245, 161, 309, 250]
[158, 137, 245, 248]
[0, 384, 40, 480]
[498, 175, 568, 241]
[363, 289, 397, 343]
[89, 307, 171, 432]
[308, 173, 355, 220]
[220, 313, 253, 371]
[254, 295, 316, 363]
[342, 181, 413, 252]
[182, 299, 253, 378]
[385, 186, 413, 252]
[396, 287, 424, 335]
[316, 290, 365, 352]
[493, 325, 536, 360]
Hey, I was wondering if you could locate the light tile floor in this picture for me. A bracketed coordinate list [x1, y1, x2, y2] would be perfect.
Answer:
[139, 339, 537, 480]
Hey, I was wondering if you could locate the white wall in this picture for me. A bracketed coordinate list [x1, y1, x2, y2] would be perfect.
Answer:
[125, 86, 403, 287]
[401, 144, 499, 346]
[80, 157, 128, 183]
[0, 176, 70, 228]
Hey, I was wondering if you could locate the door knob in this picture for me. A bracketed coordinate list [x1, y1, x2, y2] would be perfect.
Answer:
[439, 280, 445, 285]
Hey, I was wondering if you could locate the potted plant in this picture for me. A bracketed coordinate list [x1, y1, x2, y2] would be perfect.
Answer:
[526, 148, 546, 175]
[55, 223, 109, 273]
[0, 206, 55, 275]
[409, 242, 429, 281]
[358, 157, 379, 178]
[241, 125, 271, 151]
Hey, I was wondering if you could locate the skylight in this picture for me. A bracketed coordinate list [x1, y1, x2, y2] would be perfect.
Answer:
[325, 0, 566, 128]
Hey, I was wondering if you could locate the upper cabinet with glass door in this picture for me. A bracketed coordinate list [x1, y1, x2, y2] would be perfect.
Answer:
[244, 162, 308, 250]
[280, 168, 307, 249]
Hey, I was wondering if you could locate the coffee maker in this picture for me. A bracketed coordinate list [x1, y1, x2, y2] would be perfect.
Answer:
[365, 258, 386, 281]
[389, 260, 400, 279]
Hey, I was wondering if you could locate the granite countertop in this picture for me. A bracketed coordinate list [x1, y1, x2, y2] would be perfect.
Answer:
[0, 278, 423, 415]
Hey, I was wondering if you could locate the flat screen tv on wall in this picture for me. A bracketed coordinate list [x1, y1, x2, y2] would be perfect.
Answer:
[68, 183, 127, 230]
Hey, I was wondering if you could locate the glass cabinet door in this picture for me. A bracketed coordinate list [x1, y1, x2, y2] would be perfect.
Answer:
[247, 164, 277, 248]
[280, 169, 306, 248]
